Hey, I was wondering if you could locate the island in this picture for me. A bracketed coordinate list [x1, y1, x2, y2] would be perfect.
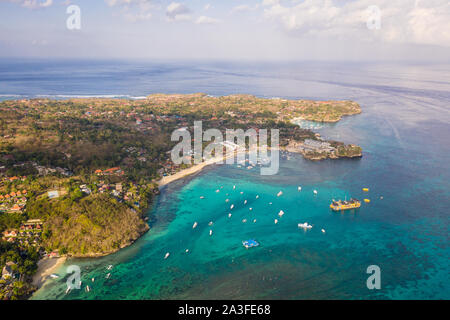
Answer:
[0, 93, 362, 299]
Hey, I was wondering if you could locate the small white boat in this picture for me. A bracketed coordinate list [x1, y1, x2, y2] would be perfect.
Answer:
[200, 196, 205, 199]
[253, 219, 257, 223]
[298, 222, 312, 229]
[50, 274, 59, 279]
[249, 207, 253, 211]
[244, 200, 247, 205]
[164, 252, 170, 259]
[85, 285, 90, 292]
[242, 219, 247, 223]
[230, 204, 234, 210]
[225, 199, 229, 203]
[91, 277, 95, 282]
[274, 219, 278, 224]
[298, 186, 302, 191]
[208, 221, 213, 226]
[313, 190, 318, 195]
[278, 210, 285, 217]
[233, 185, 236, 190]
[321, 229, 326, 233]
[185, 249, 189, 253]
[269, 202, 272, 205]
[193, 222, 198, 229]
[209, 230, 213, 236]
[216, 189, 220, 193]
[240, 191, 244, 195]
[105, 273, 111, 279]
[65, 287, 71, 294]
[228, 213, 232, 218]
[256, 195, 259, 199]
[107, 265, 113, 270]
[277, 191, 283, 197]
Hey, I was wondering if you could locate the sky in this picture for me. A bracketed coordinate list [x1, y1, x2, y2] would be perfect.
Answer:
[0, 0, 449, 61]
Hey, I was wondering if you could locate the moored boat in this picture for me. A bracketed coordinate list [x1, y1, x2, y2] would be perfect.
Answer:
[330, 198, 361, 211]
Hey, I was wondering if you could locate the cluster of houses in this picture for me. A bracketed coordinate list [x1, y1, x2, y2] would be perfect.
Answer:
[0, 175, 26, 183]
[79, 181, 141, 206]
[298, 139, 336, 153]
[33, 163, 72, 177]
[158, 160, 181, 177]
[94, 167, 124, 176]
[1, 261, 17, 280]
[2, 219, 43, 246]
[0, 190, 27, 213]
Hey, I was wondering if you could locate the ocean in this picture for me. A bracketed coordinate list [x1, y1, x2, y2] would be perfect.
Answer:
[1, 59, 448, 299]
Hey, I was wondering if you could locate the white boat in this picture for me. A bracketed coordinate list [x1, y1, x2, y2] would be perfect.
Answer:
[278, 210, 285, 217]
[228, 213, 232, 218]
[50, 274, 59, 279]
[107, 265, 113, 270]
[209, 230, 213, 236]
[242, 219, 247, 223]
[91, 277, 95, 282]
[269, 202, 272, 205]
[313, 190, 318, 195]
[274, 219, 278, 224]
[230, 204, 234, 210]
[185, 249, 189, 253]
[277, 191, 283, 197]
[249, 207, 253, 211]
[240, 191, 244, 194]
[321, 229, 326, 233]
[105, 273, 111, 279]
[298, 222, 312, 229]
[200, 196, 205, 199]
[192, 222, 198, 229]
[65, 287, 71, 294]
[208, 221, 213, 226]
[225, 199, 229, 203]
[216, 189, 220, 193]
[298, 186, 302, 191]
[85, 285, 90, 292]
[244, 200, 247, 204]
[164, 252, 170, 259]
[233, 185, 236, 190]
[253, 219, 257, 223]
[256, 195, 259, 199]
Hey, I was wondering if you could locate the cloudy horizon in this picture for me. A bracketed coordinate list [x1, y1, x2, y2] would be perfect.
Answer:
[0, 0, 449, 62]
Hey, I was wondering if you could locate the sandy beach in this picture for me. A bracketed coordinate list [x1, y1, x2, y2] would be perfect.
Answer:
[32, 256, 67, 289]
[158, 155, 228, 187]
[157, 147, 276, 187]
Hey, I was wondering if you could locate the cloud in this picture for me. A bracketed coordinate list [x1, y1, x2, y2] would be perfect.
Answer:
[262, 0, 450, 47]
[231, 4, 260, 14]
[195, 15, 220, 25]
[166, 2, 191, 21]
[104, 0, 155, 22]
[2, 0, 53, 9]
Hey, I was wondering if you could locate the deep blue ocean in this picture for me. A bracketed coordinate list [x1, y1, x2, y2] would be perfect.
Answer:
[1, 59, 448, 299]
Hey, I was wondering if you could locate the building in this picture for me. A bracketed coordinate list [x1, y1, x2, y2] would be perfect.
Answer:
[300, 139, 336, 153]
[1, 262, 17, 279]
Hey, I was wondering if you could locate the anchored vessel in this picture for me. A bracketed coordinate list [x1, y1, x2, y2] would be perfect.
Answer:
[242, 239, 259, 248]
[330, 198, 361, 211]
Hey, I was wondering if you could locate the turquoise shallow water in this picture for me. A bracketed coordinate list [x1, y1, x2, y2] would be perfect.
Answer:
[26, 61, 449, 299]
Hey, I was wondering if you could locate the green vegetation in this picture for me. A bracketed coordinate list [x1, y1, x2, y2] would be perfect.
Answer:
[0, 94, 362, 299]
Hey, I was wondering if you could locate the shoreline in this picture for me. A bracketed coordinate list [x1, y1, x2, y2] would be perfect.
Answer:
[32, 256, 67, 290]
[158, 152, 237, 188]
